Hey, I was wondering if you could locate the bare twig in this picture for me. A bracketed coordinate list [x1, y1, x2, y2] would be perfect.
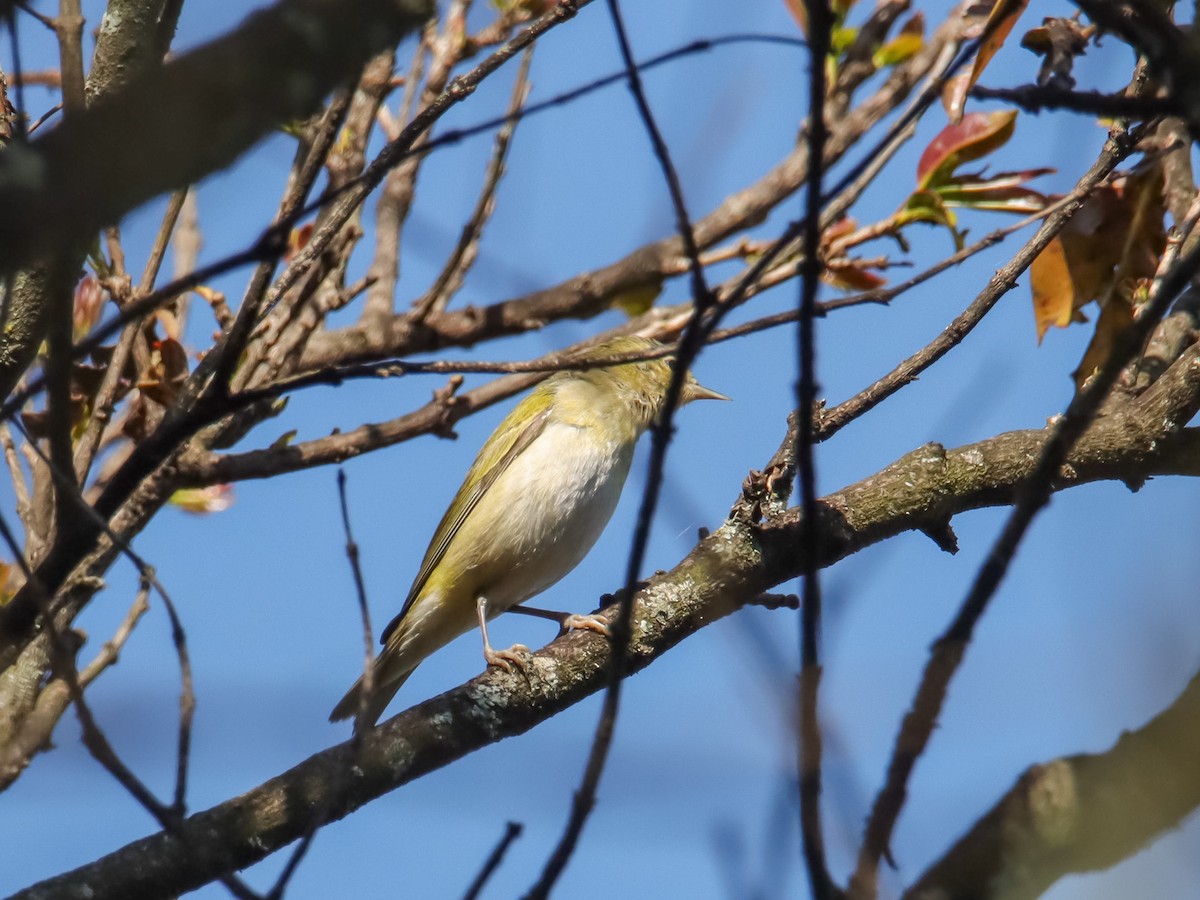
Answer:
[336, 468, 375, 738]
[74, 189, 189, 483]
[971, 83, 1175, 117]
[795, 1, 833, 896]
[464, 821, 523, 900]
[414, 45, 534, 318]
[77, 580, 149, 686]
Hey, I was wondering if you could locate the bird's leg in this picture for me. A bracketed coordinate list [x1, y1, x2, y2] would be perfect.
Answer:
[507, 604, 611, 637]
[476, 596, 531, 672]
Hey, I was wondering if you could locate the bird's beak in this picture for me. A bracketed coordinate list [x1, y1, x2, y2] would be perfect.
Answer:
[683, 380, 730, 403]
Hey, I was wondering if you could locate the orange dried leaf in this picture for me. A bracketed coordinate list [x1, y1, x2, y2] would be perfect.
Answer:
[286, 222, 315, 261]
[783, 0, 807, 34]
[944, 0, 1030, 122]
[823, 261, 887, 292]
[0, 560, 15, 605]
[1029, 164, 1167, 343]
[1073, 296, 1134, 389]
[1030, 236, 1077, 342]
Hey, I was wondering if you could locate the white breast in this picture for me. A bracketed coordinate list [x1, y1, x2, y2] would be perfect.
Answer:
[457, 419, 634, 611]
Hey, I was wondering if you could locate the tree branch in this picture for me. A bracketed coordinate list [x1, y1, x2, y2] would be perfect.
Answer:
[15, 406, 1200, 899]
[0, 0, 435, 275]
[905, 668, 1200, 900]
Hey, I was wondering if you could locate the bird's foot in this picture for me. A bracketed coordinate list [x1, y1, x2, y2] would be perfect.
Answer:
[559, 613, 610, 637]
[484, 643, 532, 673]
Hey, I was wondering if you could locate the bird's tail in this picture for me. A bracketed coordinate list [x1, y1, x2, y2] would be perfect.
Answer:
[329, 654, 417, 728]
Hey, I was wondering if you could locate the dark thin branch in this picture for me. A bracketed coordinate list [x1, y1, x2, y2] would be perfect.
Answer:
[464, 821, 523, 900]
[414, 46, 534, 318]
[796, 0, 833, 897]
[262, 468, 378, 899]
[971, 83, 1176, 117]
[1072, 0, 1200, 139]
[336, 468, 375, 740]
[0, 505, 254, 900]
[12, 417, 198, 816]
[606, 0, 710, 309]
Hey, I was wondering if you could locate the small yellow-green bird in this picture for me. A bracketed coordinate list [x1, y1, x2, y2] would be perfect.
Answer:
[330, 335, 726, 726]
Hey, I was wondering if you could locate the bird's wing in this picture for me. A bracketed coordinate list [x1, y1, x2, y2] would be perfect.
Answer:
[380, 387, 555, 644]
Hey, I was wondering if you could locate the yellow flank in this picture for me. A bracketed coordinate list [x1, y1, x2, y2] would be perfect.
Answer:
[330, 335, 727, 727]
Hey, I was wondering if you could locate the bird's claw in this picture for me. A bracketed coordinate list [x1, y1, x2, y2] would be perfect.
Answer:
[559, 613, 610, 637]
[484, 643, 532, 673]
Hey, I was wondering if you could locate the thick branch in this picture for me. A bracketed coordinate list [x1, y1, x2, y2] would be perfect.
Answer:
[0, 0, 434, 275]
[905, 669, 1200, 900]
[16, 411, 1200, 899]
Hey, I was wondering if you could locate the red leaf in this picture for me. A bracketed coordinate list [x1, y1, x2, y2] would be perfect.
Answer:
[917, 110, 1018, 190]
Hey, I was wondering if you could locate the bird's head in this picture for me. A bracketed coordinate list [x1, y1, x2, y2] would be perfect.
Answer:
[570, 336, 728, 433]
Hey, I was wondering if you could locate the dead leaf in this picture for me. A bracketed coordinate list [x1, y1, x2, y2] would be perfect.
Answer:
[1030, 236, 1079, 342]
[1022, 17, 1092, 89]
[945, 0, 1031, 122]
[286, 222, 315, 261]
[1073, 289, 1134, 388]
[823, 260, 888, 291]
[138, 337, 190, 406]
[1030, 162, 1167, 351]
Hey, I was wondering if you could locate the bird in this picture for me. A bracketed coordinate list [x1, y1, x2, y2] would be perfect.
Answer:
[330, 335, 727, 727]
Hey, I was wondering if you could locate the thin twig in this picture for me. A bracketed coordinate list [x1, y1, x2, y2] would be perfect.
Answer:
[795, 1, 833, 897]
[336, 468, 375, 739]
[74, 189, 189, 483]
[77, 580, 149, 685]
[263, 468, 377, 898]
[11, 415, 197, 818]
[971, 83, 1175, 117]
[414, 46, 534, 318]
[464, 821, 523, 900]
[44, 0, 87, 549]
[0, 509, 254, 900]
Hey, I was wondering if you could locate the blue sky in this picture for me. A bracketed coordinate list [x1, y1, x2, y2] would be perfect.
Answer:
[3, 1, 1199, 897]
